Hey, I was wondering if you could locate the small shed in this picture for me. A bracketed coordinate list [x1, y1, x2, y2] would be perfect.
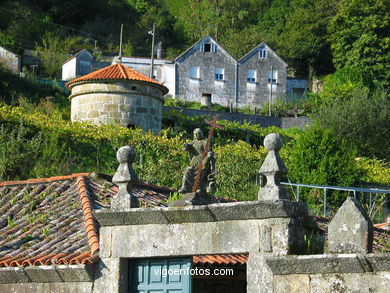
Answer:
[62, 49, 94, 81]
[66, 63, 168, 134]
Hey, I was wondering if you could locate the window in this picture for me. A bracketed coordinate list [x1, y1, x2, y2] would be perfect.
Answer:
[268, 70, 278, 83]
[259, 48, 267, 59]
[215, 68, 224, 81]
[247, 69, 256, 82]
[190, 66, 200, 79]
[201, 42, 217, 52]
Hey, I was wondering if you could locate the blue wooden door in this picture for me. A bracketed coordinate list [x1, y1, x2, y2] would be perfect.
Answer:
[130, 258, 192, 293]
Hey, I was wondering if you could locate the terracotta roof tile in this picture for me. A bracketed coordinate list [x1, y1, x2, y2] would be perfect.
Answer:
[65, 63, 165, 89]
[193, 254, 248, 266]
[0, 173, 172, 268]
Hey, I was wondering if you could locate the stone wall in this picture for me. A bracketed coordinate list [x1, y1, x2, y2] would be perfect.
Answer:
[175, 38, 237, 106]
[0, 264, 94, 293]
[0, 282, 93, 293]
[70, 81, 164, 134]
[238, 45, 287, 109]
[248, 253, 390, 293]
[163, 106, 311, 130]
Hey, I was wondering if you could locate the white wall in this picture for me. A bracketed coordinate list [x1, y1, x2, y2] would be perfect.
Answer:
[62, 58, 77, 81]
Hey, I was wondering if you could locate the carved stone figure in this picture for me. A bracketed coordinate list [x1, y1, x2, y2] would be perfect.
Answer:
[178, 128, 216, 194]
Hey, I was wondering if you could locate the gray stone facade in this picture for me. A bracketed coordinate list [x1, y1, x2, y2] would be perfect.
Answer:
[174, 37, 290, 109]
[175, 36, 237, 106]
[238, 43, 287, 109]
[0, 46, 21, 74]
[69, 81, 165, 134]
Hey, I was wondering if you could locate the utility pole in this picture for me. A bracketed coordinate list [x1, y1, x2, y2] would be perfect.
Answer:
[269, 65, 273, 116]
[149, 23, 155, 79]
[118, 24, 123, 63]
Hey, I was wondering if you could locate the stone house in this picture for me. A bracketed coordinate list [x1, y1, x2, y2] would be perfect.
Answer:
[66, 63, 168, 134]
[0, 134, 389, 293]
[237, 43, 288, 109]
[0, 45, 21, 74]
[174, 37, 294, 109]
[60, 40, 305, 110]
[175, 36, 237, 106]
[62, 49, 94, 81]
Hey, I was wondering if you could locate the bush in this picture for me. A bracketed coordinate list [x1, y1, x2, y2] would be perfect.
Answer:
[315, 87, 389, 159]
[286, 124, 360, 212]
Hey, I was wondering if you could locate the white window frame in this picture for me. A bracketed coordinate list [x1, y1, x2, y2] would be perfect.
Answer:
[247, 69, 256, 82]
[201, 42, 217, 52]
[259, 48, 267, 59]
[268, 70, 278, 83]
[215, 68, 224, 81]
[189, 66, 200, 79]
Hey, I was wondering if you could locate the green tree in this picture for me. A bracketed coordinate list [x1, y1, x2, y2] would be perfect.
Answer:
[0, 33, 21, 54]
[35, 32, 82, 78]
[257, 0, 337, 77]
[315, 87, 389, 159]
[328, 0, 390, 88]
[287, 124, 359, 211]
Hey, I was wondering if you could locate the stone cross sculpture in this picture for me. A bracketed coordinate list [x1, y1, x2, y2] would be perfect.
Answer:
[111, 146, 140, 210]
[171, 116, 221, 206]
[258, 133, 289, 201]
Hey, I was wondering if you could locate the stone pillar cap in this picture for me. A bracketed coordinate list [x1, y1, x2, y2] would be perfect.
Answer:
[258, 133, 289, 201]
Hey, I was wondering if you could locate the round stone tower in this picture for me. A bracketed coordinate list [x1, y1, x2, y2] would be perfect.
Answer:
[66, 63, 168, 134]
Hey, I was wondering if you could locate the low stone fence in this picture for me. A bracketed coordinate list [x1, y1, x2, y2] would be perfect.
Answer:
[163, 106, 311, 129]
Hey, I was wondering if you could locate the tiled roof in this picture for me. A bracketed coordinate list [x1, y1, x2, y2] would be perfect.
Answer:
[65, 63, 165, 88]
[193, 254, 248, 266]
[0, 173, 171, 267]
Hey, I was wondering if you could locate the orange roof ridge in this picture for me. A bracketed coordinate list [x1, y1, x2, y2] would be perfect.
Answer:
[0, 173, 90, 187]
[118, 63, 129, 79]
[77, 176, 100, 256]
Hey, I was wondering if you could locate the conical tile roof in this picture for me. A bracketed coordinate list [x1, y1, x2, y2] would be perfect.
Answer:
[66, 63, 167, 93]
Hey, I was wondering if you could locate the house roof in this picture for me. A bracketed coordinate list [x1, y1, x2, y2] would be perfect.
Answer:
[238, 42, 287, 66]
[0, 173, 172, 267]
[175, 35, 236, 64]
[2, 173, 386, 269]
[65, 63, 168, 94]
[62, 49, 93, 65]
[0, 172, 246, 268]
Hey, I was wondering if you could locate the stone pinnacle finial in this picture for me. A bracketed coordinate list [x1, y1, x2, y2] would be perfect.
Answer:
[258, 133, 289, 201]
[111, 146, 139, 210]
[328, 197, 373, 253]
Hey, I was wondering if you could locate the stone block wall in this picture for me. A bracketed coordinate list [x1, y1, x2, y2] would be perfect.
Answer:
[238, 47, 287, 109]
[163, 107, 311, 130]
[175, 40, 237, 106]
[70, 81, 164, 134]
[248, 253, 390, 293]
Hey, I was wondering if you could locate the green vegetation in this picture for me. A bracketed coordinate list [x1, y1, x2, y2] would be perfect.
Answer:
[0, 104, 388, 212]
[0, 1, 388, 216]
